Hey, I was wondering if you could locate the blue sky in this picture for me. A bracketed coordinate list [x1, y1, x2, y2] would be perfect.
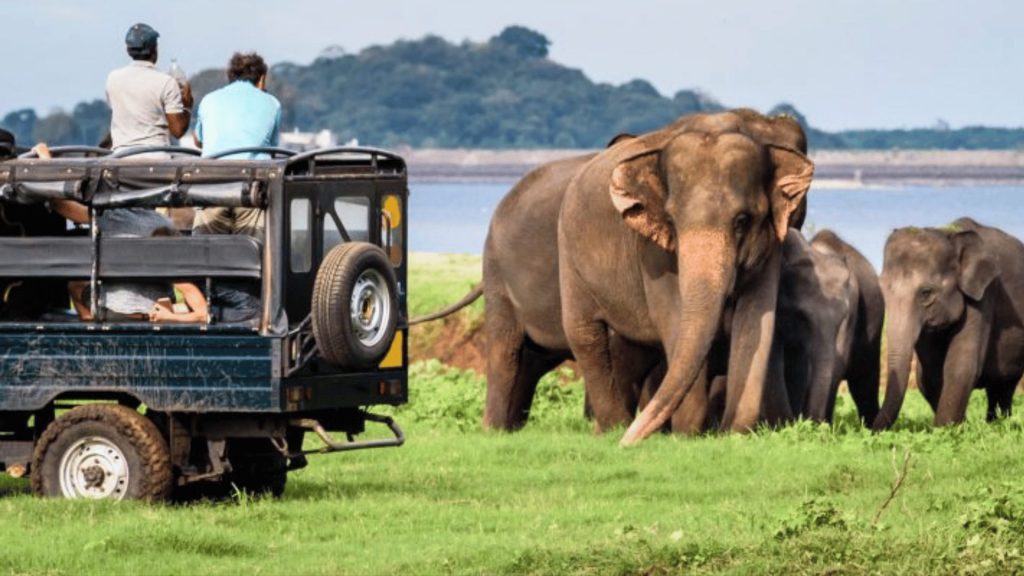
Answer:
[4, 0, 1021, 131]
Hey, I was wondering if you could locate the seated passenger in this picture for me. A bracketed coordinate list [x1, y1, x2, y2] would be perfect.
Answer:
[70, 227, 209, 323]
[190, 52, 280, 323]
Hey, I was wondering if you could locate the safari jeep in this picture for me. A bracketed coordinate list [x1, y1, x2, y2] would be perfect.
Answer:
[0, 145, 408, 500]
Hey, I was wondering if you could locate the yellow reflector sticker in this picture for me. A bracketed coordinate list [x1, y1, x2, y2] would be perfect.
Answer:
[383, 195, 402, 228]
[379, 331, 404, 368]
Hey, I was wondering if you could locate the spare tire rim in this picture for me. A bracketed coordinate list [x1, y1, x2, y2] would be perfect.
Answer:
[350, 269, 391, 348]
[58, 436, 130, 500]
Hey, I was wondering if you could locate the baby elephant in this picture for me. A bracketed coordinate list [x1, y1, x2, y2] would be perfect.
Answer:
[768, 229, 883, 425]
[874, 217, 1024, 429]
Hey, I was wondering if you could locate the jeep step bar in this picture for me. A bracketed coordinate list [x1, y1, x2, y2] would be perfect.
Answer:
[291, 412, 405, 455]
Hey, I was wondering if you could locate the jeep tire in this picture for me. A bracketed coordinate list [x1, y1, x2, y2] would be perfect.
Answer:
[32, 404, 172, 501]
[312, 242, 398, 368]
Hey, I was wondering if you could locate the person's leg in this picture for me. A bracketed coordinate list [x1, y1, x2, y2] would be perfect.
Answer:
[68, 281, 92, 320]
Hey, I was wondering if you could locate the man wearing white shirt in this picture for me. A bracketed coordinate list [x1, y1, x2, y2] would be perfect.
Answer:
[106, 23, 193, 151]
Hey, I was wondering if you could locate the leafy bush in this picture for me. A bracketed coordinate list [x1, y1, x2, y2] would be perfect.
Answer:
[775, 498, 849, 540]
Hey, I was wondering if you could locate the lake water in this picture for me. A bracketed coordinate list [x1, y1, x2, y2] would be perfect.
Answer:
[409, 182, 1024, 271]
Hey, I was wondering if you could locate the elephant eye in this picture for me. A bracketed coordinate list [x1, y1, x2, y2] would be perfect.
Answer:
[918, 287, 937, 305]
[733, 213, 751, 235]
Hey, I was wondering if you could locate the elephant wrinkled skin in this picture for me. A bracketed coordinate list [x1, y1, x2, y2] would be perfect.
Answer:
[481, 153, 663, 430]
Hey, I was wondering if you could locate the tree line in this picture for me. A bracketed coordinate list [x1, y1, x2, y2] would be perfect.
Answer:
[3, 26, 1022, 151]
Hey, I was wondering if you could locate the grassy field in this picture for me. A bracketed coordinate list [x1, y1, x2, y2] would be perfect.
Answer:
[1, 253, 1023, 575]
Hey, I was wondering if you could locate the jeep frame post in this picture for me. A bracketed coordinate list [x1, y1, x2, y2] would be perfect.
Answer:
[0, 145, 408, 500]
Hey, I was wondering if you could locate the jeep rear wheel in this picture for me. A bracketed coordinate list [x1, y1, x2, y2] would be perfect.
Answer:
[32, 405, 172, 501]
[312, 242, 398, 368]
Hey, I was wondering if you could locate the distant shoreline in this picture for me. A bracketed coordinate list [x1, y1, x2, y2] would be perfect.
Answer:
[402, 148, 1024, 186]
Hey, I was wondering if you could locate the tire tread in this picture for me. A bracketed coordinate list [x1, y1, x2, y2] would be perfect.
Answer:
[31, 404, 172, 501]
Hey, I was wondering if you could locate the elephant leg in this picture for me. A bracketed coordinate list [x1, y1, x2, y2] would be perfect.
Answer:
[915, 335, 947, 414]
[483, 291, 535, 430]
[998, 381, 1016, 418]
[672, 361, 709, 434]
[986, 386, 1000, 422]
[637, 361, 665, 412]
[988, 378, 1017, 420]
[935, 305, 990, 426]
[762, 339, 793, 426]
[705, 374, 728, 430]
[846, 336, 881, 426]
[608, 335, 661, 419]
[568, 323, 640, 432]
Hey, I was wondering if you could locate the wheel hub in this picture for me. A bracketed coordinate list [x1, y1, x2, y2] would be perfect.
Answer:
[58, 436, 130, 500]
[350, 269, 390, 347]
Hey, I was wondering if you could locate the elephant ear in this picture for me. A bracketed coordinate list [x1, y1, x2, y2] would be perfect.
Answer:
[768, 145, 815, 243]
[609, 150, 675, 252]
[953, 230, 999, 300]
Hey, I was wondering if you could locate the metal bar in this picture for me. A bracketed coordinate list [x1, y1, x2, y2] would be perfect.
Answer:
[17, 146, 111, 159]
[260, 207, 272, 335]
[284, 146, 405, 169]
[89, 208, 99, 321]
[291, 412, 405, 454]
[109, 146, 202, 159]
[204, 277, 213, 326]
[209, 147, 296, 159]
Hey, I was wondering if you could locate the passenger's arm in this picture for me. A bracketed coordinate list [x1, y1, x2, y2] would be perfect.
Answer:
[33, 143, 91, 224]
[167, 110, 192, 139]
[149, 283, 209, 323]
[163, 78, 193, 139]
[50, 200, 90, 224]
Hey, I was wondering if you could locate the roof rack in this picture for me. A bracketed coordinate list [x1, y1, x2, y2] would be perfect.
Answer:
[284, 146, 405, 178]
[209, 147, 296, 159]
[110, 146, 202, 159]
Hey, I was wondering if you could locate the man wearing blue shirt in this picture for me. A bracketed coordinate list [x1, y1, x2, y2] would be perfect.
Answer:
[193, 52, 281, 321]
[194, 52, 281, 161]
[193, 52, 281, 237]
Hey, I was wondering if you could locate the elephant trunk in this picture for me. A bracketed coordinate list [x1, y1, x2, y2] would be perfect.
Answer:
[803, 325, 839, 422]
[872, 307, 920, 430]
[621, 231, 734, 445]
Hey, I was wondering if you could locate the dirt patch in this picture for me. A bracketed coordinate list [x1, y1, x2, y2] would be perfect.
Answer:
[409, 314, 486, 373]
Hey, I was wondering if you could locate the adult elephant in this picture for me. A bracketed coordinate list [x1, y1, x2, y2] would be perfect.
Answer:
[873, 217, 1024, 429]
[482, 151, 658, 430]
[771, 229, 882, 424]
[558, 111, 815, 444]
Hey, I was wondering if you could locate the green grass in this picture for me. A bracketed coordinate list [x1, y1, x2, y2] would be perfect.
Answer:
[1, 371, 1022, 575]
[407, 252, 483, 320]
[1, 252, 1023, 575]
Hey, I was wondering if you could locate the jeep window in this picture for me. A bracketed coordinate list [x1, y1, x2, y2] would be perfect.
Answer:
[290, 198, 312, 273]
[323, 197, 370, 253]
[382, 194, 403, 266]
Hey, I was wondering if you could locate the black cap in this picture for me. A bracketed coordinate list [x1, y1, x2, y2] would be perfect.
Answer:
[0, 128, 17, 159]
[125, 23, 159, 49]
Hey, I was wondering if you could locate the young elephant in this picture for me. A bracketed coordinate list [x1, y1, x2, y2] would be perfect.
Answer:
[770, 229, 882, 425]
[874, 217, 1024, 429]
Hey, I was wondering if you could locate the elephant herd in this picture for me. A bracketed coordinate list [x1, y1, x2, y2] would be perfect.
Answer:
[416, 108, 1024, 445]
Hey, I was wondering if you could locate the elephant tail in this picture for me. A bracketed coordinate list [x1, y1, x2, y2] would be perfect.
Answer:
[408, 284, 484, 325]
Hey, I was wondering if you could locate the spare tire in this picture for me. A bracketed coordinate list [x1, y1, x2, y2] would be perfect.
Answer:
[312, 242, 399, 368]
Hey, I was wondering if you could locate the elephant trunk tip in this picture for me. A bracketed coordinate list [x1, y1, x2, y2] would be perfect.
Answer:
[619, 411, 664, 446]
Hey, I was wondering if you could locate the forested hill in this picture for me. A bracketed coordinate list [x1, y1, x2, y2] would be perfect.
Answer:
[3, 26, 1023, 150]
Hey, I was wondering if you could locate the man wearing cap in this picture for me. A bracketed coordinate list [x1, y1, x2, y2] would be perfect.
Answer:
[106, 23, 193, 151]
